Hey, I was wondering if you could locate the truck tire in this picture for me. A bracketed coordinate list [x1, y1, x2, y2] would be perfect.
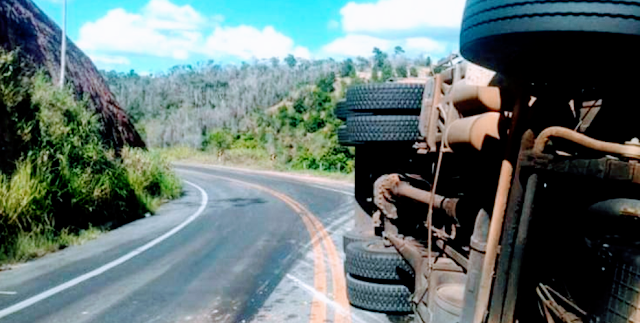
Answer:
[347, 115, 419, 143]
[346, 84, 424, 114]
[335, 101, 349, 121]
[346, 274, 412, 314]
[337, 126, 354, 146]
[343, 230, 379, 251]
[460, 0, 640, 80]
[345, 240, 413, 282]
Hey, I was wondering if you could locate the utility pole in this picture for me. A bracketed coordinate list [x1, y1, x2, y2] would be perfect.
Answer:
[59, 0, 67, 88]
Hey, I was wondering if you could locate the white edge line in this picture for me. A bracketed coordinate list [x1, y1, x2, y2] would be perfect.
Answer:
[174, 162, 355, 188]
[176, 168, 354, 197]
[285, 274, 382, 323]
[174, 164, 354, 190]
[0, 292, 16, 296]
[0, 181, 208, 320]
[306, 184, 354, 196]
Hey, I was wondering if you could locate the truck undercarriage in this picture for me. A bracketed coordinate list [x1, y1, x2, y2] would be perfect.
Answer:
[337, 2, 640, 321]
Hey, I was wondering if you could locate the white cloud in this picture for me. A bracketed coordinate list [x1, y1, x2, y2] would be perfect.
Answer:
[142, 0, 205, 31]
[293, 47, 311, 59]
[320, 0, 460, 60]
[205, 25, 310, 60]
[321, 34, 446, 58]
[89, 54, 130, 65]
[340, 0, 465, 34]
[77, 0, 307, 63]
[404, 37, 446, 53]
[322, 34, 391, 57]
[77, 1, 204, 60]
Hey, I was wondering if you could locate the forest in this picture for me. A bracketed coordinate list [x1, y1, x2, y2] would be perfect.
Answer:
[103, 48, 435, 173]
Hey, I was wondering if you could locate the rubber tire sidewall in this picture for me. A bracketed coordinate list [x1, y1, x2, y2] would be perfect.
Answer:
[460, 0, 640, 81]
[347, 115, 420, 143]
[345, 240, 414, 282]
[346, 83, 424, 114]
[346, 274, 412, 314]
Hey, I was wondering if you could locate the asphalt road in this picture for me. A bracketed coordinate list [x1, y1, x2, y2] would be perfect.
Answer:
[0, 164, 394, 323]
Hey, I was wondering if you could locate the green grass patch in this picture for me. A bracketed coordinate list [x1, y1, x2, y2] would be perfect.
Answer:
[121, 147, 182, 212]
[1, 226, 103, 264]
[0, 50, 182, 265]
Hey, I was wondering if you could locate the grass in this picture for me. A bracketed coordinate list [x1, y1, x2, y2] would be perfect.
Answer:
[6, 226, 103, 263]
[121, 147, 182, 212]
[0, 50, 182, 265]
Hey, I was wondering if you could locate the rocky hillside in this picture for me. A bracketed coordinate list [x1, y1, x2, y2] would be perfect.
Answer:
[0, 0, 144, 155]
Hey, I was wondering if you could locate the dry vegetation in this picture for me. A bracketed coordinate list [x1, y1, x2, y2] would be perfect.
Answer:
[104, 48, 434, 174]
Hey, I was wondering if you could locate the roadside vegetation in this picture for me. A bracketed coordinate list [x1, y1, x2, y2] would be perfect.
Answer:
[0, 50, 181, 265]
[103, 48, 435, 175]
[162, 72, 357, 175]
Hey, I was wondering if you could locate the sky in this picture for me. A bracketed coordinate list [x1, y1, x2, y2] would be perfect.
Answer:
[33, 0, 466, 73]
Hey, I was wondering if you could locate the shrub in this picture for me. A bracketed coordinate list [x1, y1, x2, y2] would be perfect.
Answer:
[0, 50, 183, 264]
[202, 129, 234, 151]
[29, 73, 144, 229]
[0, 160, 50, 236]
[121, 147, 182, 212]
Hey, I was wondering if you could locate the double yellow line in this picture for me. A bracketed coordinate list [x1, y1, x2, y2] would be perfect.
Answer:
[200, 173, 352, 323]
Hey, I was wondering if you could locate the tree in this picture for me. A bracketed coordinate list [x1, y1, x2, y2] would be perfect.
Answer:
[410, 66, 418, 77]
[270, 57, 280, 68]
[394, 46, 405, 55]
[284, 54, 297, 68]
[395, 64, 408, 78]
[293, 97, 308, 114]
[381, 61, 394, 81]
[340, 58, 356, 78]
[316, 72, 335, 93]
[371, 65, 380, 82]
[356, 56, 369, 70]
[425, 56, 432, 67]
[101, 51, 344, 148]
[372, 47, 388, 69]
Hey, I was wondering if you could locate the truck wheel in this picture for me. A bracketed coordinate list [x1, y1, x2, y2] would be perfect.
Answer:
[346, 274, 412, 314]
[460, 0, 640, 80]
[335, 100, 349, 121]
[337, 126, 354, 146]
[343, 230, 379, 252]
[345, 240, 414, 282]
[346, 84, 424, 114]
[347, 115, 420, 143]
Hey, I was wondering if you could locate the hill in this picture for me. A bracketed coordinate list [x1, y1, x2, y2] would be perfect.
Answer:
[103, 49, 435, 173]
[0, 0, 144, 154]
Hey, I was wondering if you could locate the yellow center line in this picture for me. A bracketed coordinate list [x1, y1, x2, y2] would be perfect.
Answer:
[307, 215, 351, 323]
[190, 173, 335, 323]
[274, 192, 352, 323]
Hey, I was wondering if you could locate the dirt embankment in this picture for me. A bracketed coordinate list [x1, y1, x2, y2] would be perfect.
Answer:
[0, 0, 144, 155]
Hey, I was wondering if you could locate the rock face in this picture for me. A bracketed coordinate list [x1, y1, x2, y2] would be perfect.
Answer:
[0, 0, 145, 148]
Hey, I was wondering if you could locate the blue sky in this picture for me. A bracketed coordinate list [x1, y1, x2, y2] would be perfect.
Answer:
[34, 0, 465, 73]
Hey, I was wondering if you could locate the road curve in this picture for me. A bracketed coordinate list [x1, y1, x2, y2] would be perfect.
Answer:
[0, 164, 378, 323]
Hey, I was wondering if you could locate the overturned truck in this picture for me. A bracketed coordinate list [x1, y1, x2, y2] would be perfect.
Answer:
[337, 1, 640, 322]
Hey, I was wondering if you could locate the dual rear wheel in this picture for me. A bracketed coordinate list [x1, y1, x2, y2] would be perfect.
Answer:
[343, 231, 413, 314]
